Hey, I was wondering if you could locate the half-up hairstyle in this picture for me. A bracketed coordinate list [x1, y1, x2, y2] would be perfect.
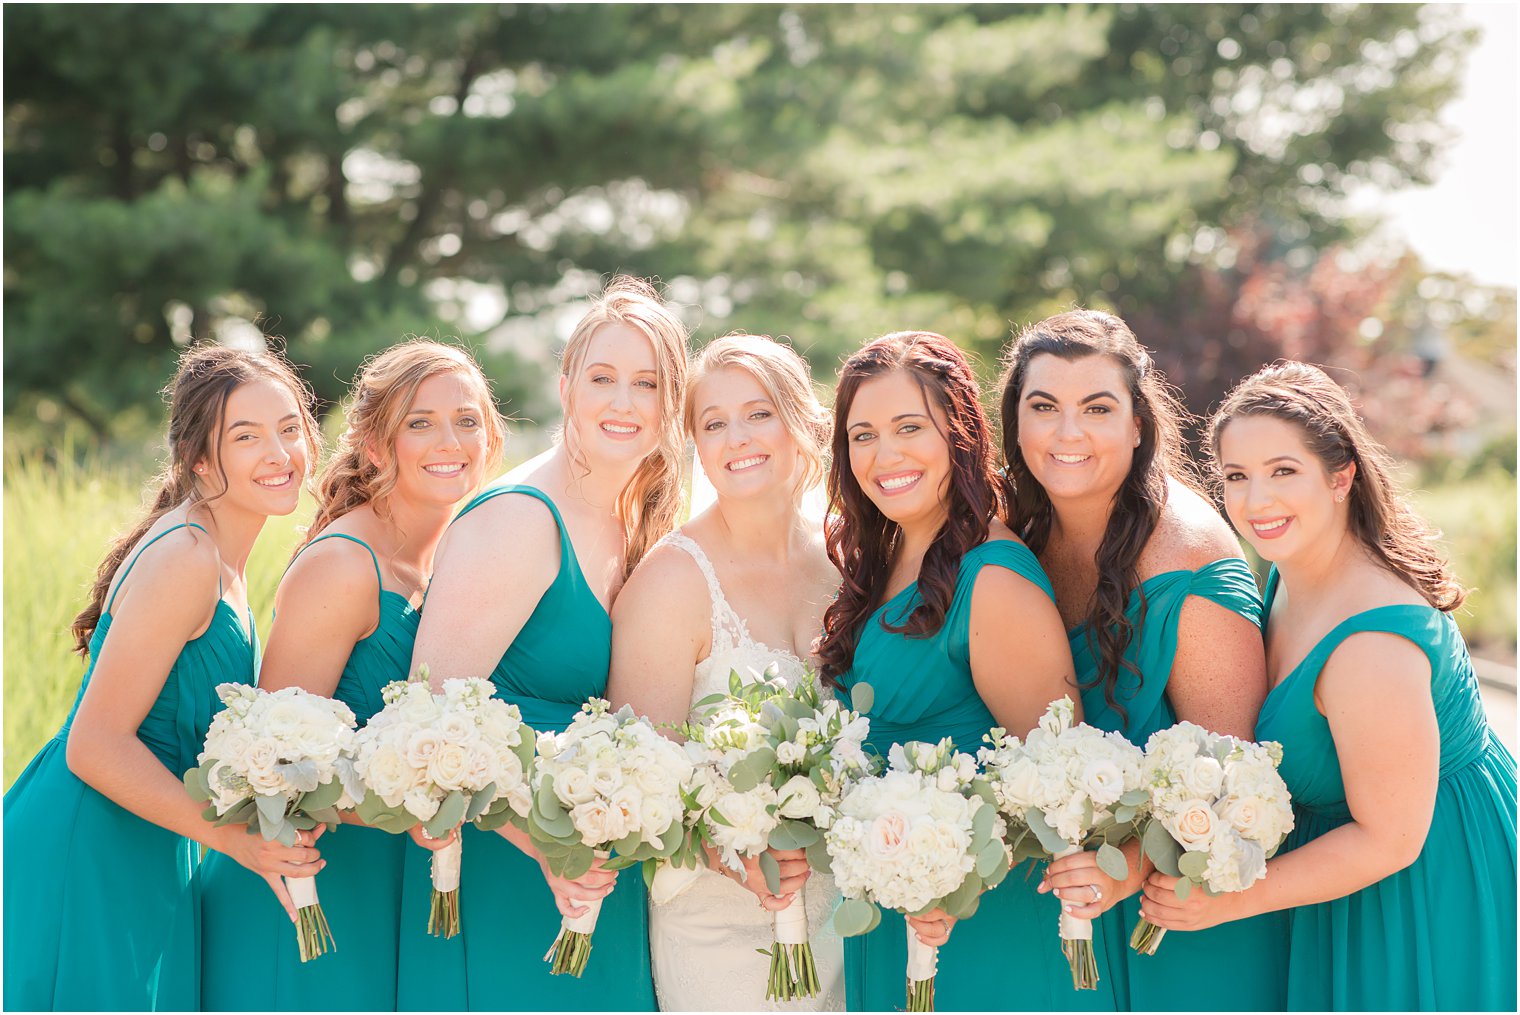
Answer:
[304, 340, 508, 547]
[817, 331, 1001, 687]
[560, 275, 690, 578]
[1209, 360, 1467, 612]
[684, 333, 829, 500]
[997, 309, 1195, 723]
[72, 344, 320, 655]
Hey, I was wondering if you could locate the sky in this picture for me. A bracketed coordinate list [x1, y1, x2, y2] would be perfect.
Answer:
[1376, 3, 1518, 288]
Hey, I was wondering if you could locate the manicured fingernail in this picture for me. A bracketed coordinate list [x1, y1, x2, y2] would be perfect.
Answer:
[1063, 904, 1072, 913]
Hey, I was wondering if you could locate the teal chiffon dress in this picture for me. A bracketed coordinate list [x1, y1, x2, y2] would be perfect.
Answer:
[1072, 558, 1289, 1011]
[201, 533, 425, 1011]
[1257, 568, 1517, 1011]
[432, 483, 656, 1012]
[3, 522, 256, 1011]
[836, 539, 1120, 1012]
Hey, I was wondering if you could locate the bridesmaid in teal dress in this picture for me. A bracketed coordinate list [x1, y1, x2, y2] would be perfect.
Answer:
[199, 342, 506, 1010]
[408, 276, 689, 1011]
[1141, 361, 1516, 1012]
[815, 332, 1079, 1012]
[996, 310, 1286, 1010]
[3, 346, 322, 1011]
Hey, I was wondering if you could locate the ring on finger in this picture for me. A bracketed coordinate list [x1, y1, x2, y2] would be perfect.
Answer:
[1088, 884, 1102, 904]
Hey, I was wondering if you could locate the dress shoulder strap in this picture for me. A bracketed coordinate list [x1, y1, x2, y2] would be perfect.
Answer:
[958, 537, 1056, 604]
[657, 531, 742, 652]
[290, 532, 384, 590]
[105, 521, 214, 615]
[1183, 557, 1263, 628]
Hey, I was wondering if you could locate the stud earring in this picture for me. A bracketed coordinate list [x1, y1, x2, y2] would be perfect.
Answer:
[1335, 492, 1345, 503]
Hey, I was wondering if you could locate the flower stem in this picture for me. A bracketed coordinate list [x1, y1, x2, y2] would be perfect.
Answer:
[906, 975, 935, 1011]
[294, 903, 335, 962]
[546, 928, 593, 977]
[1062, 938, 1099, 990]
[428, 888, 460, 938]
[1130, 918, 1167, 956]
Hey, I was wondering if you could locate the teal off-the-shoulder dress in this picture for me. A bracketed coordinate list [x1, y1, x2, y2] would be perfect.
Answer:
[201, 533, 427, 1011]
[1072, 558, 1289, 1011]
[837, 539, 1120, 1012]
[428, 483, 656, 1012]
[4, 522, 256, 1012]
[1257, 568, 1517, 1011]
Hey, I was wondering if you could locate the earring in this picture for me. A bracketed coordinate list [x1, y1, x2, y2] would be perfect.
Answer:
[1335, 492, 1345, 503]
[194, 465, 205, 474]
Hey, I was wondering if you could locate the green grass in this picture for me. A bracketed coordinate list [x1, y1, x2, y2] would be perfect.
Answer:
[6, 448, 1514, 789]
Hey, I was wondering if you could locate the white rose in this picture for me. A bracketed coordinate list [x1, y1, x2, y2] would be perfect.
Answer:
[554, 766, 597, 807]
[640, 795, 675, 844]
[437, 711, 476, 745]
[398, 687, 442, 725]
[776, 741, 804, 766]
[506, 783, 533, 817]
[1180, 756, 1225, 799]
[1078, 759, 1125, 806]
[1167, 798, 1220, 849]
[570, 799, 614, 844]
[588, 760, 624, 797]
[428, 741, 472, 792]
[608, 786, 642, 839]
[864, 810, 910, 862]
[405, 788, 441, 823]
[405, 730, 443, 770]
[777, 775, 822, 820]
[243, 737, 280, 777]
[363, 745, 414, 806]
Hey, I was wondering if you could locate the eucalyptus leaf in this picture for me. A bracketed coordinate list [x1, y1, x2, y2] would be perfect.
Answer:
[850, 683, 875, 714]
[465, 782, 498, 823]
[1142, 820, 1183, 878]
[1177, 850, 1210, 880]
[1175, 877, 1192, 901]
[1096, 843, 1129, 881]
[805, 837, 833, 874]
[1114, 804, 1136, 826]
[1024, 808, 1068, 856]
[643, 859, 658, 891]
[943, 873, 981, 918]
[275, 820, 298, 847]
[983, 854, 1012, 889]
[301, 778, 344, 812]
[255, 794, 286, 839]
[1120, 789, 1150, 808]
[200, 803, 220, 822]
[561, 847, 594, 881]
[971, 802, 994, 845]
[758, 850, 782, 895]
[832, 897, 878, 938]
[425, 790, 467, 838]
[976, 839, 1006, 878]
[182, 766, 209, 802]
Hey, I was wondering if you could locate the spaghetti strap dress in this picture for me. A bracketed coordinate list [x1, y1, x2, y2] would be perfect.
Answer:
[1256, 568, 1517, 1011]
[4, 522, 256, 1011]
[201, 533, 421, 1011]
[836, 539, 1120, 1012]
[1072, 558, 1288, 1011]
[422, 482, 657, 1011]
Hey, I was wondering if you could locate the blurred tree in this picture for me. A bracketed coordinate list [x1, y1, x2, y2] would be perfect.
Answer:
[3, 4, 1477, 437]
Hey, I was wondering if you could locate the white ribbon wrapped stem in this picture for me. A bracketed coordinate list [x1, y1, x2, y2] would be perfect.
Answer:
[285, 873, 319, 909]
[561, 849, 612, 935]
[1053, 844, 1094, 941]
[773, 890, 810, 945]
[905, 923, 939, 981]
[432, 836, 462, 893]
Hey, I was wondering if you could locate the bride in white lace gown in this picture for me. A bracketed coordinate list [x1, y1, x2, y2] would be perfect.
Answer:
[609, 335, 845, 1012]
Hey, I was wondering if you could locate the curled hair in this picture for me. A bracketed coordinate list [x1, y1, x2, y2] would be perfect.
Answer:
[685, 333, 829, 500]
[560, 275, 690, 578]
[997, 309, 1196, 723]
[305, 340, 508, 546]
[817, 331, 1001, 686]
[72, 344, 320, 655]
[1209, 360, 1467, 612]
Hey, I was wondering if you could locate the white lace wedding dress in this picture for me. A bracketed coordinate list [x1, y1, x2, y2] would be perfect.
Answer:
[647, 532, 845, 1012]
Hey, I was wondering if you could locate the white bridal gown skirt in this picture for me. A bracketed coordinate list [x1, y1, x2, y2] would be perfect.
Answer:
[649, 864, 845, 1012]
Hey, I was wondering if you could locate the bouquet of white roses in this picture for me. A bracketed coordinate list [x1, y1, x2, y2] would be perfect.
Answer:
[977, 696, 1146, 990]
[825, 738, 1010, 1012]
[680, 668, 878, 1002]
[352, 668, 534, 937]
[525, 697, 695, 977]
[184, 683, 361, 962]
[1130, 722, 1294, 955]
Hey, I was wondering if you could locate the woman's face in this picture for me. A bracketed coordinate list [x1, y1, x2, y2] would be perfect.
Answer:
[561, 322, 662, 469]
[387, 369, 490, 510]
[201, 376, 309, 518]
[1217, 414, 1353, 565]
[692, 365, 800, 503]
[1014, 353, 1141, 506]
[846, 368, 953, 533]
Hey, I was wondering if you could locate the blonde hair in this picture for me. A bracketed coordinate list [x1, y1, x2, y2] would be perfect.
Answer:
[685, 333, 829, 498]
[560, 276, 690, 577]
[73, 344, 321, 655]
[305, 340, 508, 545]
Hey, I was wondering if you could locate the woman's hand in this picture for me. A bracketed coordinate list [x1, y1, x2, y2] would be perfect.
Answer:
[409, 825, 458, 852]
[720, 847, 812, 911]
[1138, 871, 1246, 932]
[539, 853, 618, 920]
[215, 825, 326, 922]
[906, 907, 957, 947]
[1037, 846, 1142, 919]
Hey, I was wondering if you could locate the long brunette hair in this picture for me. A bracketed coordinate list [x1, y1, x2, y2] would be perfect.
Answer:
[817, 332, 1001, 686]
[72, 344, 320, 654]
[997, 310, 1195, 722]
[1209, 361, 1467, 612]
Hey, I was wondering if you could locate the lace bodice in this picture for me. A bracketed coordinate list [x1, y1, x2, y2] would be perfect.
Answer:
[662, 531, 814, 703]
[647, 531, 843, 1012]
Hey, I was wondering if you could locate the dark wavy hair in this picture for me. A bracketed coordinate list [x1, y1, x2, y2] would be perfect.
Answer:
[1209, 360, 1467, 612]
[817, 331, 1001, 687]
[997, 310, 1197, 723]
